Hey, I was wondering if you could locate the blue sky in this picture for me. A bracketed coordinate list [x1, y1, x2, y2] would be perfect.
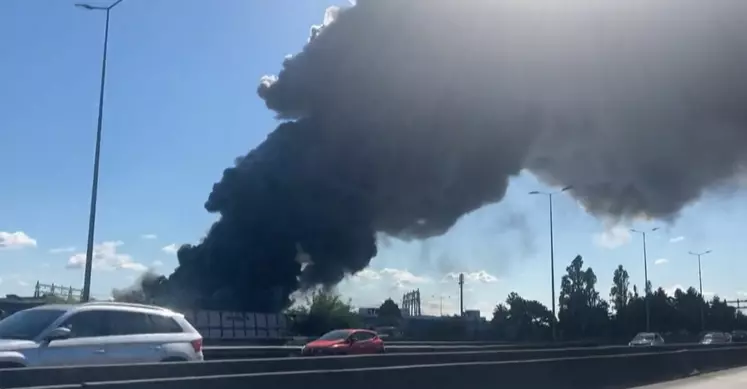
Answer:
[1, 0, 746, 317]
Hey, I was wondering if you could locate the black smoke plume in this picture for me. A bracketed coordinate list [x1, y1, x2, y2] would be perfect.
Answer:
[149, 0, 747, 312]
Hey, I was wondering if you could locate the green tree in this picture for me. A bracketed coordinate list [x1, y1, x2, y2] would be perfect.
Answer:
[609, 265, 631, 313]
[492, 292, 553, 341]
[286, 290, 361, 336]
[558, 255, 610, 339]
[377, 298, 402, 327]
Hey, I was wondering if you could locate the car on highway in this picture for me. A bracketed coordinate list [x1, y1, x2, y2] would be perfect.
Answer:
[700, 331, 732, 345]
[301, 329, 385, 356]
[731, 330, 747, 343]
[0, 301, 203, 369]
[628, 332, 665, 347]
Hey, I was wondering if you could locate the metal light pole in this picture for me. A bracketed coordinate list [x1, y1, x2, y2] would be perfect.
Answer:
[432, 295, 451, 316]
[529, 185, 573, 341]
[630, 227, 660, 332]
[76, 0, 125, 302]
[689, 250, 712, 332]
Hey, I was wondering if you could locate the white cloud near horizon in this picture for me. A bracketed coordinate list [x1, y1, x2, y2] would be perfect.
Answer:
[442, 271, 499, 284]
[352, 267, 431, 289]
[0, 231, 37, 249]
[66, 241, 147, 272]
[593, 225, 631, 249]
[669, 236, 685, 243]
[654, 258, 669, 265]
[141, 234, 158, 240]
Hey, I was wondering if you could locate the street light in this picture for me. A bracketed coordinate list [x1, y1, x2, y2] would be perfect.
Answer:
[630, 227, 660, 332]
[689, 250, 712, 331]
[76, 0, 126, 302]
[529, 185, 573, 341]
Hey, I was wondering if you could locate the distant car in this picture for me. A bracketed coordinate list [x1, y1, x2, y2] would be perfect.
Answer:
[0, 302, 203, 369]
[731, 331, 747, 343]
[628, 332, 665, 347]
[700, 331, 732, 345]
[301, 329, 385, 356]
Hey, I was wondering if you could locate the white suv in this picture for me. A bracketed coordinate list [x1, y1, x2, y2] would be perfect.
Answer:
[0, 302, 203, 368]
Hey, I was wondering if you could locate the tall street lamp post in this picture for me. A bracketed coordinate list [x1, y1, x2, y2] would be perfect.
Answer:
[689, 250, 712, 332]
[76, 0, 125, 302]
[529, 185, 573, 341]
[630, 227, 660, 332]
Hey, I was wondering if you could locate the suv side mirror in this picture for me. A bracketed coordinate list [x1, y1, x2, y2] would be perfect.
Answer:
[44, 327, 71, 343]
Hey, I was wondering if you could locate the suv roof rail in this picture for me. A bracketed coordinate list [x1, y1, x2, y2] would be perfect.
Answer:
[81, 301, 172, 312]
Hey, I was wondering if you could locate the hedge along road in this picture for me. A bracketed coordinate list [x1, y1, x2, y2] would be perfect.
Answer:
[1, 343, 736, 388]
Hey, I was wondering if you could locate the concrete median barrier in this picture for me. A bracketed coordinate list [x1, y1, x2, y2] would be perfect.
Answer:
[20, 346, 747, 389]
[0, 343, 735, 388]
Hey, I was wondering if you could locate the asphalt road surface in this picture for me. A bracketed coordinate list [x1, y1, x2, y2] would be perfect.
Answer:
[634, 367, 747, 389]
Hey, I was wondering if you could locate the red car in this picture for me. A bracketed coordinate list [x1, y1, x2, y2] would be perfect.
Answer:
[301, 329, 385, 356]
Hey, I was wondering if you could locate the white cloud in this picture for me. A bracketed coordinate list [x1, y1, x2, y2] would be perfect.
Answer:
[0, 231, 37, 249]
[593, 225, 631, 249]
[352, 268, 430, 289]
[380, 268, 431, 288]
[669, 236, 685, 243]
[654, 258, 669, 265]
[141, 234, 157, 240]
[162, 244, 179, 254]
[352, 268, 381, 281]
[151, 260, 164, 268]
[738, 291, 747, 297]
[48, 246, 76, 254]
[443, 271, 499, 284]
[66, 241, 147, 272]
[17, 280, 29, 287]
[665, 284, 685, 296]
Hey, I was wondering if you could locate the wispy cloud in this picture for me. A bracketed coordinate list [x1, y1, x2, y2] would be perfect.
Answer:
[669, 236, 685, 243]
[442, 271, 499, 284]
[151, 260, 164, 268]
[161, 244, 179, 254]
[66, 241, 147, 272]
[0, 231, 37, 249]
[141, 234, 157, 240]
[48, 246, 76, 254]
[654, 258, 669, 265]
[352, 268, 431, 289]
[593, 225, 631, 249]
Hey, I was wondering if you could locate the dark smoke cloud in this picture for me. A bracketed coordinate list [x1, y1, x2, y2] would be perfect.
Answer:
[153, 0, 746, 311]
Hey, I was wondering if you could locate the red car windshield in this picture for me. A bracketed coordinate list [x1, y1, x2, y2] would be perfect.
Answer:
[318, 330, 351, 341]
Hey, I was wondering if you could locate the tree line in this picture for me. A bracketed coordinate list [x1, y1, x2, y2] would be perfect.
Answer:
[491, 255, 747, 342]
[284, 255, 747, 342]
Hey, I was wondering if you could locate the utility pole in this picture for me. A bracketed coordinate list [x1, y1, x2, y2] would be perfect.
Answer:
[458, 273, 464, 316]
[630, 227, 660, 332]
[76, 0, 126, 302]
[529, 185, 573, 341]
[689, 250, 712, 332]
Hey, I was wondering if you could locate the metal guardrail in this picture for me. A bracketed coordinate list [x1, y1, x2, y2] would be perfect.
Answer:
[0, 343, 742, 388]
[11, 346, 747, 389]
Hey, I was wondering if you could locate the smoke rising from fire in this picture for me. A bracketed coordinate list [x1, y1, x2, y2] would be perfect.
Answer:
[141, 0, 747, 311]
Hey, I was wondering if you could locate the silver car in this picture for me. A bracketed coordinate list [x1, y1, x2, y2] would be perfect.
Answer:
[0, 302, 203, 368]
[628, 332, 665, 347]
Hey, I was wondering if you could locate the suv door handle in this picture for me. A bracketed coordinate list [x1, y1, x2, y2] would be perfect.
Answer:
[93, 348, 106, 354]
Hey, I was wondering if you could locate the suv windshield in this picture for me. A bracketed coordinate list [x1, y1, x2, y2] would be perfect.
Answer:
[0, 309, 67, 340]
[318, 330, 351, 341]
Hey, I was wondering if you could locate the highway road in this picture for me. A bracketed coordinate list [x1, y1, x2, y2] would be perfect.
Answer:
[634, 367, 747, 388]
